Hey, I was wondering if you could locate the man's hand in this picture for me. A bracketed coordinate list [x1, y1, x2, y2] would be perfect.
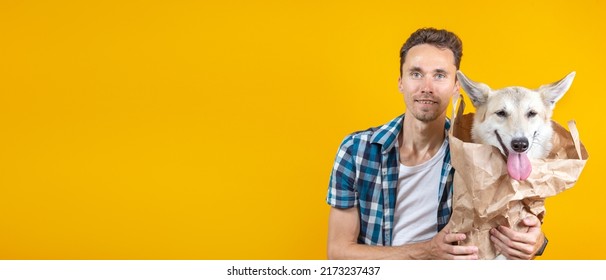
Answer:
[428, 223, 479, 260]
[490, 215, 544, 260]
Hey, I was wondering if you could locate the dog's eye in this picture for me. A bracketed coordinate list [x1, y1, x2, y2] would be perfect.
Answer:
[495, 110, 508, 118]
[527, 111, 537, 118]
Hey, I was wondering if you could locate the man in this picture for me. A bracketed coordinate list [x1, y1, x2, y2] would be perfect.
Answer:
[326, 28, 547, 260]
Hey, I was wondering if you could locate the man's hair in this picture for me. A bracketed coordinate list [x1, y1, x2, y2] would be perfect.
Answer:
[399, 27, 463, 76]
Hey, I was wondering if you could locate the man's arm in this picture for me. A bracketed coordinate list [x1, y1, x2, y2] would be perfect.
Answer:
[490, 215, 545, 260]
[327, 207, 479, 260]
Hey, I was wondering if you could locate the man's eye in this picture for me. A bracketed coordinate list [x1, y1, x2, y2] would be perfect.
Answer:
[495, 110, 508, 117]
[435, 73, 446, 79]
[410, 72, 422, 79]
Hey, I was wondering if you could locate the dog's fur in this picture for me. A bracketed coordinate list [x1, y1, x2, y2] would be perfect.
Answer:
[456, 71, 576, 180]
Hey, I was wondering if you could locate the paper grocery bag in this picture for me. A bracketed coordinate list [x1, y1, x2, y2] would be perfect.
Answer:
[447, 99, 589, 259]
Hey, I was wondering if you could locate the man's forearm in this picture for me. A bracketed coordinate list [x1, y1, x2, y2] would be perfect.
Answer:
[328, 241, 432, 260]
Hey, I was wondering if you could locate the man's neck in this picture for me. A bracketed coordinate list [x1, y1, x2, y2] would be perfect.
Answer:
[399, 114, 446, 166]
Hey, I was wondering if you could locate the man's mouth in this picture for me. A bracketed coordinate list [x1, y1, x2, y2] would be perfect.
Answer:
[415, 99, 437, 104]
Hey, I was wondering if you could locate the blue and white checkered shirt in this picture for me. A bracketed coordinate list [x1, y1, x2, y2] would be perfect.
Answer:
[326, 114, 454, 246]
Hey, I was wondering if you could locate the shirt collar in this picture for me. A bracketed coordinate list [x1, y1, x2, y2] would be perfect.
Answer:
[370, 114, 452, 154]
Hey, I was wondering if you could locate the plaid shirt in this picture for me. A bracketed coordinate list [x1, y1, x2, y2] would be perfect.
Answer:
[327, 114, 454, 246]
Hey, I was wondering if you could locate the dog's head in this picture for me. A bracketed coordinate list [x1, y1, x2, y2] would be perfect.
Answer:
[456, 70, 575, 180]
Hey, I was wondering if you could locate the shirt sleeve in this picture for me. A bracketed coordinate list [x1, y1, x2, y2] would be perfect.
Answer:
[326, 135, 358, 209]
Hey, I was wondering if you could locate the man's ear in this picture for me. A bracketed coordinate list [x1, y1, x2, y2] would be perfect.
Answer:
[453, 75, 460, 96]
[398, 76, 404, 93]
[456, 70, 491, 108]
[539, 71, 576, 109]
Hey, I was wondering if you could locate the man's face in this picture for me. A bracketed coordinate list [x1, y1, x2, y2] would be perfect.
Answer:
[398, 44, 459, 123]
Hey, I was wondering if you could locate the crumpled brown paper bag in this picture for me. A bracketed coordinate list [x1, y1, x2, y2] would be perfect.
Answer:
[447, 99, 589, 259]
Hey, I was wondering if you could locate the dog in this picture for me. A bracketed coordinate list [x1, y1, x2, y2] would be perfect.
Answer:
[453, 70, 576, 259]
[456, 70, 576, 181]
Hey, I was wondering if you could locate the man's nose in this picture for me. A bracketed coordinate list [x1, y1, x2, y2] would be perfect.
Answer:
[421, 77, 434, 94]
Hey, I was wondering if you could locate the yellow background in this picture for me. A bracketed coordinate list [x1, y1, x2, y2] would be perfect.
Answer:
[0, 0, 603, 259]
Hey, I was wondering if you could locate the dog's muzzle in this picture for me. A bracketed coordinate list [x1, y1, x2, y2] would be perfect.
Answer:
[494, 130, 509, 157]
[511, 138, 529, 153]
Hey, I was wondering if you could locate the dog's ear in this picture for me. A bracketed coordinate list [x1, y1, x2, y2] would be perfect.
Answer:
[539, 71, 576, 108]
[456, 71, 490, 108]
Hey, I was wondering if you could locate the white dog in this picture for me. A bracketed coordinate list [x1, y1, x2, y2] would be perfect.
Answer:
[456, 70, 576, 180]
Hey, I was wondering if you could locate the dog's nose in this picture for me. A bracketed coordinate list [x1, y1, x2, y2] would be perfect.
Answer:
[511, 138, 529, 153]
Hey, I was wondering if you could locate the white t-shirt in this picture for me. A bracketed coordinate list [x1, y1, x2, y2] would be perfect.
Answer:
[391, 139, 448, 246]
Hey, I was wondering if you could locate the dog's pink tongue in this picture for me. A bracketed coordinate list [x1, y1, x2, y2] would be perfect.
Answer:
[507, 152, 532, 181]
